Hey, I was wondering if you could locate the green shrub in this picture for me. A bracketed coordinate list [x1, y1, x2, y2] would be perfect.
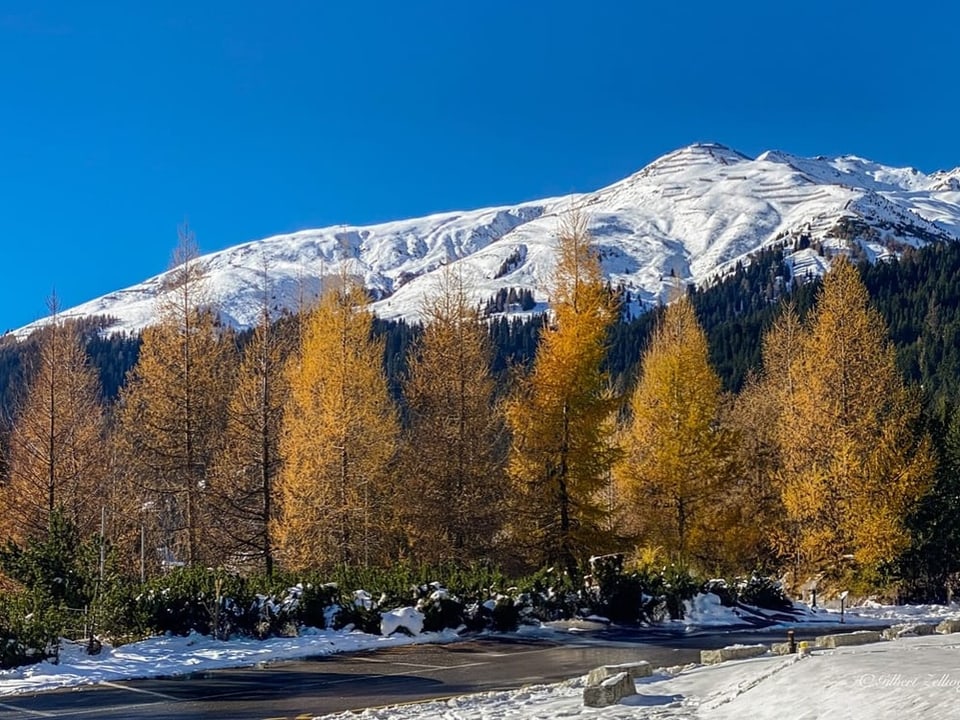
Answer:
[702, 578, 737, 607]
[0, 554, 791, 654]
[487, 594, 521, 631]
[286, 580, 340, 632]
[132, 566, 252, 638]
[0, 594, 61, 668]
[519, 566, 579, 622]
[735, 575, 792, 611]
[332, 590, 383, 634]
[585, 554, 657, 624]
[417, 585, 465, 633]
[0, 510, 98, 611]
[660, 564, 699, 620]
[96, 575, 152, 643]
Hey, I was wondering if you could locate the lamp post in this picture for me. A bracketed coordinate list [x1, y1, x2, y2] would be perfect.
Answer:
[140, 501, 156, 583]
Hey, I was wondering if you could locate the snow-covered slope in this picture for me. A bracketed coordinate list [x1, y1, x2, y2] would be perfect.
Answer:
[13, 143, 960, 336]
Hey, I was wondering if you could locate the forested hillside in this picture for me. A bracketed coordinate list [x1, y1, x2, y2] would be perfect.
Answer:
[3, 236, 960, 610]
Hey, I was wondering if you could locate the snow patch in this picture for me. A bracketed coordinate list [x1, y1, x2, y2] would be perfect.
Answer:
[380, 607, 425, 636]
[682, 592, 744, 627]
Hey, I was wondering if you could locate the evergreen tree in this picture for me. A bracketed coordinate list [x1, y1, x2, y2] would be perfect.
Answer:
[504, 212, 619, 575]
[276, 275, 399, 572]
[896, 405, 960, 601]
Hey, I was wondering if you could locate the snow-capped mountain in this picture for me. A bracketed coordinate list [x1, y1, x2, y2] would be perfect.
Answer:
[13, 143, 960, 337]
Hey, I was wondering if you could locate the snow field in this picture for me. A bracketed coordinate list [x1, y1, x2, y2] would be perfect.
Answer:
[321, 633, 960, 720]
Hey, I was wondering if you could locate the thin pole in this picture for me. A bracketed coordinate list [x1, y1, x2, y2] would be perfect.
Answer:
[99, 506, 106, 583]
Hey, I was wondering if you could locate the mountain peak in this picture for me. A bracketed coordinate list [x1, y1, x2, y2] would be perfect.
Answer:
[11, 146, 960, 339]
[643, 142, 750, 172]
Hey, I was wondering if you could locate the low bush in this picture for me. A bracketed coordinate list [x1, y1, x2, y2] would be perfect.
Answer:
[0, 541, 802, 672]
[702, 578, 737, 607]
[735, 575, 792, 611]
[519, 566, 579, 622]
[490, 594, 523, 631]
[130, 566, 252, 638]
[417, 584, 465, 633]
[0, 594, 61, 669]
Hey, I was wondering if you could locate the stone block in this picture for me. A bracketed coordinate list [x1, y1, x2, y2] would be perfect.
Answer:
[882, 623, 937, 640]
[815, 630, 884, 648]
[583, 671, 635, 708]
[586, 661, 652, 685]
[700, 644, 767, 664]
[936, 619, 960, 634]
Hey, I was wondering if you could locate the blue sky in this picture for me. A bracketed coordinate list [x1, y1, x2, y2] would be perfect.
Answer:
[2, 0, 959, 332]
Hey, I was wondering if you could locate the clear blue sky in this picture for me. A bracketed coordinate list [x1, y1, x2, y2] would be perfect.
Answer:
[2, 1, 959, 332]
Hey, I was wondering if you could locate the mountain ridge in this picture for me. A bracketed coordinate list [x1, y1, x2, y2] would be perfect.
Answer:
[11, 142, 960, 338]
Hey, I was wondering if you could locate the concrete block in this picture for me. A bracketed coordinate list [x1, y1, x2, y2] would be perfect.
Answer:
[882, 623, 937, 640]
[700, 644, 767, 664]
[583, 671, 635, 708]
[586, 661, 652, 685]
[771, 641, 794, 655]
[936, 619, 960, 635]
[815, 630, 884, 648]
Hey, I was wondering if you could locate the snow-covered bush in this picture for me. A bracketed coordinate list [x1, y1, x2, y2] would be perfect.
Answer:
[658, 564, 700, 620]
[416, 584, 465, 632]
[0, 594, 59, 668]
[735, 575, 792, 610]
[380, 606, 425, 636]
[478, 593, 523, 631]
[132, 566, 251, 638]
[579, 556, 702, 623]
[520, 566, 580, 622]
[332, 590, 383, 634]
[695, 576, 793, 613]
[246, 580, 340, 638]
[584, 554, 651, 623]
[702, 578, 737, 607]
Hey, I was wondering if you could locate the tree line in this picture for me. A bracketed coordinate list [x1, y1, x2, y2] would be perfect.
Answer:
[0, 219, 954, 600]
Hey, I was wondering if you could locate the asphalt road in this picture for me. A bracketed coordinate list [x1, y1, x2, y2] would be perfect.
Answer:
[0, 624, 879, 720]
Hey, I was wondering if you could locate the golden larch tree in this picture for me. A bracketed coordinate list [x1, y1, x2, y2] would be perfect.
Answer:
[210, 260, 293, 576]
[615, 292, 736, 570]
[505, 212, 619, 576]
[777, 257, 933, 588]
[118, 226, 235, 567]
[1, 303, 105, 544]
[398, 265, 506, 564]
[275, 276, 399, 572]
[727, 303, 807, 572]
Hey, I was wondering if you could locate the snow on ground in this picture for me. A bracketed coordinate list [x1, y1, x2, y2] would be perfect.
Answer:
[844, 600, 960, 624]
[2, 599, 960, 717]
[682, 592, 757, 627]
[0, 626, 458, 697]
[321, 634, 960, 720]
